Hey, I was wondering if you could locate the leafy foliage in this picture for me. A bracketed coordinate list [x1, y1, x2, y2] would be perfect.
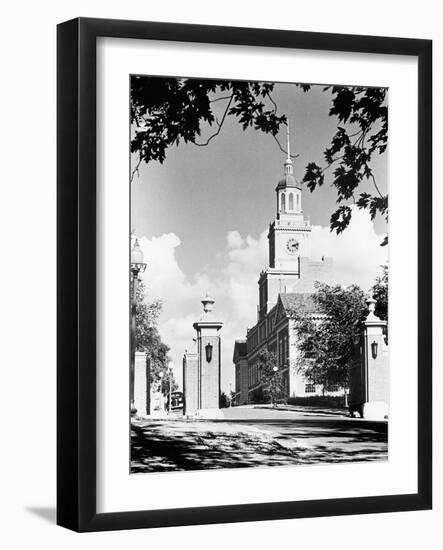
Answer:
[372, 264, 388, 322]
[159, 368, 179, 397]
[249, 386, 267, 404]
[287, 395, 345, 409]
[256, 350, 287, 407]
[300, 85, 388, 242]
[219, 392, 230, 408]
[134, 279, 177, 393]
[294, 266, 388, 389]
[131, 78, 388, 241]
[294, 283, 368, 389]
[131, 77, 287, 177]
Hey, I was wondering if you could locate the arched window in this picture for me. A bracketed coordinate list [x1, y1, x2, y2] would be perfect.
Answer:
[296, 193, 300, 211]
[281, 193, 286, 212]
[288, 193, 294, 211]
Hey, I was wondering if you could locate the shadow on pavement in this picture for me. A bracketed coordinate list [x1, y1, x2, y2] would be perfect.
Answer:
[131, 419, 388, 474]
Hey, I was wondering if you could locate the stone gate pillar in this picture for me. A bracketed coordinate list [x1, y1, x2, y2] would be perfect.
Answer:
[183, 351, 198, 415]
[359, 296, 389, 420]
[193, 293, 223, 413]
[134, 351, 149, 416]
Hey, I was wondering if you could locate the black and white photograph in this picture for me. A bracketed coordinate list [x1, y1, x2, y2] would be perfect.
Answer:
[0, 0, 437, 542]
[129, 76, 389, 474]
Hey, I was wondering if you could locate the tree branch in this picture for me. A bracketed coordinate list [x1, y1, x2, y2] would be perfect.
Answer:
[349, 129, 384, 199]
[209, 95, 233, 104]
[320, 155, 345, 175]
[266, 91, 278, 114]
[273, 134, 299, 159]
[131, 154, 143, 183]
[370, 173, 384, 199]
[192, 93, 234, 146]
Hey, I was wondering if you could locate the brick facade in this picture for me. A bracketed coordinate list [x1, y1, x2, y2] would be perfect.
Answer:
[243, 293, 341, 401]
[233, 340, 248, 405]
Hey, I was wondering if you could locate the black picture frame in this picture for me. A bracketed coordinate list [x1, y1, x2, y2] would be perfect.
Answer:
[57, 17, 432, 532]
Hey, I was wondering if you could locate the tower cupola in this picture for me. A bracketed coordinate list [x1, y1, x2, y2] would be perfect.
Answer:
[276, 123, 302, 214]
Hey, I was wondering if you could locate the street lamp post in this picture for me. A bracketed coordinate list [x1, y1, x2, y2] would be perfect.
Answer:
[168, 363, 173, 414]
[344, 387, 349, 408]
[158, 371, 164, 411]
[130, 238, 146, 416]
[272, 365, 279, 408]
[159, 368, 172, 415]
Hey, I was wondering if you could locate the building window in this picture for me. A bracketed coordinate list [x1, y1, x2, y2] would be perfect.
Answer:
[278, 332, 288, 366]
[305, 383, 316, 393]
[327, 385, 339, 393]
[281, 193, 286, 212]
[259, 323, 266, 342]
[296, 193, 300, 211]
[268, 315, 275, 335]
[288, 192, 294, 211]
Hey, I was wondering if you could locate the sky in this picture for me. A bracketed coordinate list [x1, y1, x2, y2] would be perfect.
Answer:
[131, 80, 388, 392]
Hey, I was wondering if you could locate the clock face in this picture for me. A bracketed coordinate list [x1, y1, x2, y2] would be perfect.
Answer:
[286, 238, 299, 254]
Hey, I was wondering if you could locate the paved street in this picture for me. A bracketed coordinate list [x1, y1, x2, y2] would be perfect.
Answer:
[131, 406, 388, 473]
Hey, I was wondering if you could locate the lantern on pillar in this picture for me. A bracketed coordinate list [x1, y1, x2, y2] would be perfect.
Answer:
[205, 342, 213, 363]
[371, 340, 378, 359]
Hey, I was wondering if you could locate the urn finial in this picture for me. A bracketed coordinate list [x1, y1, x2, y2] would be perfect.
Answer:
[202, 292, 215, 314]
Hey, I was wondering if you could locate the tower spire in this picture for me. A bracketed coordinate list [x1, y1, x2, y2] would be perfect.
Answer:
[284, 122, 293, 175]
[287, 121, 291, 161]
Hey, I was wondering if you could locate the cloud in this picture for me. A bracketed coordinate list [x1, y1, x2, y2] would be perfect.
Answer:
[138, 233, 196, 305]
[310, 207, 388, 290]
[136, 208, 387, 392]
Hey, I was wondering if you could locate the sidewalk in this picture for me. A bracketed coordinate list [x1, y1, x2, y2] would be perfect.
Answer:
[219, 404, 350, 421]
[138, 404, 386, 424]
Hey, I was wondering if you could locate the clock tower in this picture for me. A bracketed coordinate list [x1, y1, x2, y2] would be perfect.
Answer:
[257, 126, 329, 319]
[268, 127, 311, 270]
